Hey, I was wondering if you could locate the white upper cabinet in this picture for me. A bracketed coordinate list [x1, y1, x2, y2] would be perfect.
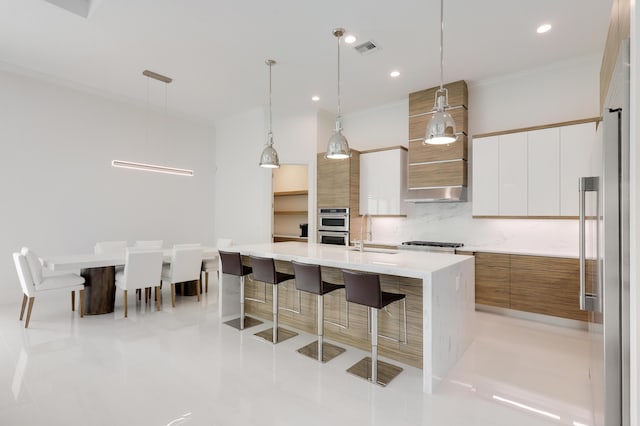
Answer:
[472, 120, 598, 217]
[560, 122, 598, 216]
[472, 136, 500, 216]
[499, 132, 528, 215]
[527, 127, 560, 216]
[359, 148, 407, 216]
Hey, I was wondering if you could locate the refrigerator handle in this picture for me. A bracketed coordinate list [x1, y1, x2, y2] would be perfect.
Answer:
[579, 176, 599, 312]
[579, 177, 587, 310]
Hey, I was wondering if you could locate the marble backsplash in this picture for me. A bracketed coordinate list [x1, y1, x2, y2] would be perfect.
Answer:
[369, 202, 579, 255]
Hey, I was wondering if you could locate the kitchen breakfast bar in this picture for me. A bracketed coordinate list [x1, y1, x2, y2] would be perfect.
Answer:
[218, 242, 475, 393]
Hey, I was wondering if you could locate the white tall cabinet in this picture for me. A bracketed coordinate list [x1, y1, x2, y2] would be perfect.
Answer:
[359, 147, 407, 216]
[472, 120, 598, 217]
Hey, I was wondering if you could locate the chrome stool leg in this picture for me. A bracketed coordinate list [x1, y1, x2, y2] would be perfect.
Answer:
[297, 293, 346, 362]
[224, 274, 263, 330]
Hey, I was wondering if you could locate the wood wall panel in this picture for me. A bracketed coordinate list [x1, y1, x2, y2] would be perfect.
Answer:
[409, 80, 468, 116]
[408, 161, 467, 188]
[409, 108, 467, 140]
[509, 255, 587, 321]
[408, 135, 468, 163]
[316, 153, 349, 208]
[243, 258, 423, 369]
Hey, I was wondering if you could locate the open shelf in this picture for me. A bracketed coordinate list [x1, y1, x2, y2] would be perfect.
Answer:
[274, 190, 308, 196]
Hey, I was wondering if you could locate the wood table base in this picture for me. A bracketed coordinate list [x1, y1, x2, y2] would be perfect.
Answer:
[81, 266, 116, 315]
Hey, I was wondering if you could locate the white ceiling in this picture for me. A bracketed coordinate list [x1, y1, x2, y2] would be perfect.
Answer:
[0, 0, 612, 124]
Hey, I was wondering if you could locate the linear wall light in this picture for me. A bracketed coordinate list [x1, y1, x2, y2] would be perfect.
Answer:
[111, 160, 194, 177]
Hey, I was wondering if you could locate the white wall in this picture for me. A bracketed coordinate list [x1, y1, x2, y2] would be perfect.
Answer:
[214, 106, 319, 245]
[0, 69, 216, 304]
[341, 54, 601, 253]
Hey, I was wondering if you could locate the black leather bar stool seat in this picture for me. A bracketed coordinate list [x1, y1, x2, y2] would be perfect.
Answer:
[250, 255, 298, 344]
[219, 250, 263, 330]
[292, 261, 347, 363]
[342, 269, 407, 387]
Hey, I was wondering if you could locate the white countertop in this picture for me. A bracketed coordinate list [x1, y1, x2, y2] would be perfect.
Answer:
[229, 242, 472, 279]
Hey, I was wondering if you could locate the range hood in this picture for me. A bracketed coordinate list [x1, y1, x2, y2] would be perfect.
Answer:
[404, 186, 467, 203]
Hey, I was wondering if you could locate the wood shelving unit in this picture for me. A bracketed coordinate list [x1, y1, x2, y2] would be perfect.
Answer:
[274, 210, 308, 215]
[274, 190, 308, 196]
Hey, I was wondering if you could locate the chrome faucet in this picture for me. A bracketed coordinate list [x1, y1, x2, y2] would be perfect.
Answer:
[360, 213, 367, 251]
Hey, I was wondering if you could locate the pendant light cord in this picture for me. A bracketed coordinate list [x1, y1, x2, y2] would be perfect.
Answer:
[439, 0, 445, 91]
[337, 35, 342, 117]
[268, 61, 273, 139]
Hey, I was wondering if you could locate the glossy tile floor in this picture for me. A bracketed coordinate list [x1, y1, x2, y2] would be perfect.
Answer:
[0, 278, 592, 426]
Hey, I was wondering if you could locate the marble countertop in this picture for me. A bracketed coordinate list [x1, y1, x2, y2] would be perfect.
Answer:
[229, 242, 472, 279]
[458, 246, 578, 259]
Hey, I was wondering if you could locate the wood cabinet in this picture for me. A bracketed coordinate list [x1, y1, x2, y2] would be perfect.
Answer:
[359, 147, 407, 216]
[472, 119, 599, 217]
[475, 253, 510, 308]
[463, 251, 587, 321]
[317, 150, 361, 236]
[407, 81, 468, 191]
[510, 255, 586, 321]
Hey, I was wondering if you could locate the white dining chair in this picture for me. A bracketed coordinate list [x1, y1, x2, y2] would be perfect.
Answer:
[162, 246, 203, 307]
[202, 238, 232, 293]
[115, 248, 164, 317]
[14, 247, 85, 328]
[133, 240, 163, 249]
[132, 241, 164, 302]
[94, 241, 127, 254]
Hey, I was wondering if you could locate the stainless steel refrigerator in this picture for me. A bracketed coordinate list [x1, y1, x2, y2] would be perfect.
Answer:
[579, 39, 630, 426]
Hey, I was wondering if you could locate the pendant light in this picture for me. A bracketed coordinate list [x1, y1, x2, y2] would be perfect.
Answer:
[259, 59, 280, 168]
[325, 28, 351, 159]
[425, 0, 458, 145]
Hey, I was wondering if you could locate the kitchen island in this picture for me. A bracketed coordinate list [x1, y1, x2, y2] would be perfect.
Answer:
[218, 242, 475, 393]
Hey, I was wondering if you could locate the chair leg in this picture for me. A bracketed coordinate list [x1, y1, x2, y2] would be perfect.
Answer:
[205, 272, 209, 293]
[371, 307, 379, 384]
[24, 297, 35, 328]
[272, 284, 278, 344]
[181, 282, 184, 296]
[79, 290, 84, 318]
[196, 278, 201, 302]
[137, 288, 141, 301]
[71, 290, 75, 311]
[171, 284, 176, 307]
[19, 294, 27, 320]
[124, 289, 128, 318]
[156, 286, 161, 311]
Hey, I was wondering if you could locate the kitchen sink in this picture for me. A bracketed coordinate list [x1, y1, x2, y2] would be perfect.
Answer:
[349, 247, 398, 255]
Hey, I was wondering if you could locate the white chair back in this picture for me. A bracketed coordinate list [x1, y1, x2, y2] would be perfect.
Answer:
[122, 248, 163, 291]
[216, 238, 233, 249]
[13, 253, 36, 297]
[169, 247, 203, 283]
[133, 240, 163, 249]
[20, 247, 43, 285]
[94, 241, 127, 254]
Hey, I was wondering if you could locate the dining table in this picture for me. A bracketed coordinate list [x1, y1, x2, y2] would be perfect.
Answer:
[43, 247, 219, 315]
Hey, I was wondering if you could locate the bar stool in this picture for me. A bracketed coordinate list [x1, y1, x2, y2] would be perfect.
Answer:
[291, 261, 346, 363]
[219, 250, 263, 330]
[249, 255, 298, 344]
[342, 270, 407, 387]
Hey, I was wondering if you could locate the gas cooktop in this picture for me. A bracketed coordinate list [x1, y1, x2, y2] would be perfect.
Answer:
[401, 241, 464, 248]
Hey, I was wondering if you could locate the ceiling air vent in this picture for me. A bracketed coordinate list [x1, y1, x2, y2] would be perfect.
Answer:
[354, 40, 380, 55]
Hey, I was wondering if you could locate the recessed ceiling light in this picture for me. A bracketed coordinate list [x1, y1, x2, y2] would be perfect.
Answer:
[311, 96, 320, 102]
[390, 70, 400, 78]
[536, 24, 552, 34]
[344, 35, 357, 44]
